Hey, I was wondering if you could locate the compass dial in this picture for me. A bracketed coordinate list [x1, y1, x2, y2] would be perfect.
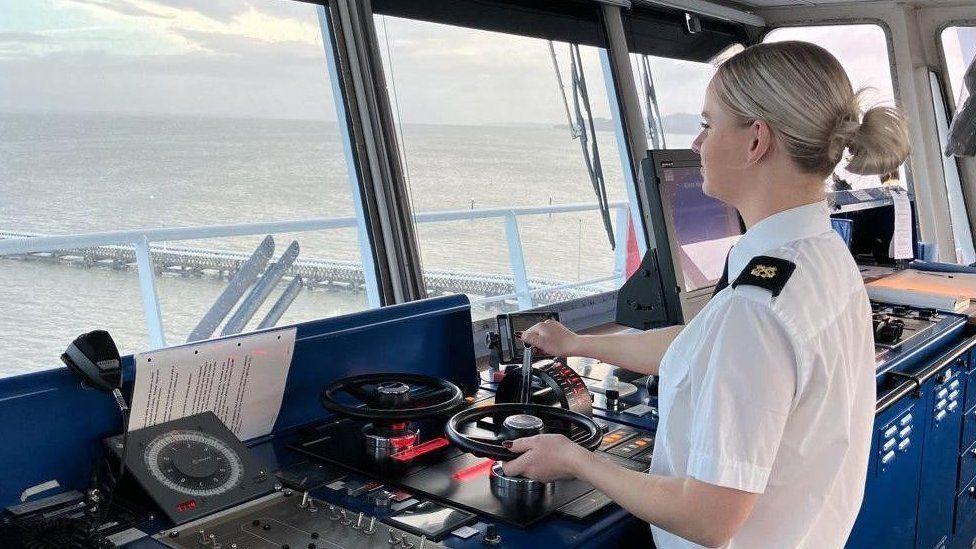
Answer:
[144, 430, 243, 497]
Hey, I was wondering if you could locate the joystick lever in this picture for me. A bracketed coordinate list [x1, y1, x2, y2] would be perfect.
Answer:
[521, 344, 533, 404]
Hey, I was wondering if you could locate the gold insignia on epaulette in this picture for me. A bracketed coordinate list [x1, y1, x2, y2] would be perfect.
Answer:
[751, 264, 777, 279]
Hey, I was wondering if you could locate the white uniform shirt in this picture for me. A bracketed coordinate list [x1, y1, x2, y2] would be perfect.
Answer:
[649, 201, 876, 549]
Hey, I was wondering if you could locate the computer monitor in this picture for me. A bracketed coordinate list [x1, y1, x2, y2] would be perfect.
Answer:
[659, 164, 743, 292]
[641, 149, 744, 322]
[830, 194, 920, 264]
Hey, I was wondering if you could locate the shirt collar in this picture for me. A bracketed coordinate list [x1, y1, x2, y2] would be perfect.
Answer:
[728, 200, 832, 281]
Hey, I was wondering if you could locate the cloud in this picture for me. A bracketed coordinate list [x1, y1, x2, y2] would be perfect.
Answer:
[2, 6, 711, 126]
[65, 0, 173, 19]
[0, 45, 338, 121]
[146, 0, 246, 22]
[145, 0, 306, 24]
[167, 27, 319, 58]
[0, 32, 55, 43]
[1, 1, 336, 120]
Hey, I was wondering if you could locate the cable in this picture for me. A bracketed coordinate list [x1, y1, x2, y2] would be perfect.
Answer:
[88, 389, 130, 538]
[381, 16, 413, 189]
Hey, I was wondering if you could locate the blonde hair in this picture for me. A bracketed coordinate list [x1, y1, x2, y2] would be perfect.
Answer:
[713, 41, 910, 177]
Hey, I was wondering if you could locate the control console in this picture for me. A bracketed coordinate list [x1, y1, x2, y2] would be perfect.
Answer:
[158, 491, 448, 549]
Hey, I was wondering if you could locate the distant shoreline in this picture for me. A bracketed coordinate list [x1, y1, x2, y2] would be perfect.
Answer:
[0, 109, 701, 134]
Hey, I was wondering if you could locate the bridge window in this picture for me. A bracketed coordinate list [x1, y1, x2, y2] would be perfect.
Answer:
[622, 6, 747, 151]
[937, 26, 976, 264]
[764, 24, 901, 190]
[0, 1, 376, 375]
[628, 54, 720, 149]
[942, 26, 976, 109]
[373, 14, 639, 319]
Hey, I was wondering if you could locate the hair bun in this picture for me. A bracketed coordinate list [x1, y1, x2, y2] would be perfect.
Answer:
[846, 105, 911, 176]
[826, 109, 860, 166]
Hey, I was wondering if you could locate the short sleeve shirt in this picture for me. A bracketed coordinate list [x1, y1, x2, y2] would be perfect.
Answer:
[649, 201, 876, 549]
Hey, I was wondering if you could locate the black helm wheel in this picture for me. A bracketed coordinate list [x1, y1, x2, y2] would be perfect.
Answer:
[321, 373, 463, 421]
[445, 403, 602, 461]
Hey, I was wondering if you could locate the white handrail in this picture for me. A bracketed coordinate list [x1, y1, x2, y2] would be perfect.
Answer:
[0, 200, 628, 255]
[0, 200, 632, 346]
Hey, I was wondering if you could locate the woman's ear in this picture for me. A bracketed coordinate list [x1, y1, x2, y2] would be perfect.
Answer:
[747, 120, 774, 166]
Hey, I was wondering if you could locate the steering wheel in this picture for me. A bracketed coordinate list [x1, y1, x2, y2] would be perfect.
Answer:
[445, 403, 603, 461]
[321, 373, 463, 421]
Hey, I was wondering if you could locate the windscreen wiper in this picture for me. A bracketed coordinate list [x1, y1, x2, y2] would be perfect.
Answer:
[638, 54, 667, 150]
[569, 43, 615, 249]
[546, 41, 616, 249]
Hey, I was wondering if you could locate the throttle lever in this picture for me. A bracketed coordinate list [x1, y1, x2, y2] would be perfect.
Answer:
[521, 344, 534, 404]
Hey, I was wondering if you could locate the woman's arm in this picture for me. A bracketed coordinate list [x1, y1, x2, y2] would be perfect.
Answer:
[576, 452, 757, 547]
[521, 320, 682, 376]
[502, 435, 758, 548]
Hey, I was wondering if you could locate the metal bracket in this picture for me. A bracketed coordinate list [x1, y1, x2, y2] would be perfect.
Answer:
[20, 480, 61, 503]
[889, 370, 922, 398]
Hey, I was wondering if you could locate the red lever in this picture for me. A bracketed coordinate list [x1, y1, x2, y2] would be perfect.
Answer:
[452, 459, 496, 481]
[390, 436, 450, 462]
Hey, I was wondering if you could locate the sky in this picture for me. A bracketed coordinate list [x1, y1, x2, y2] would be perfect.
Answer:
[766, 24, 897, 107]
[0, 0, 712, 125]
[0, 0, 340, 120]
[1, 1, 972, 125]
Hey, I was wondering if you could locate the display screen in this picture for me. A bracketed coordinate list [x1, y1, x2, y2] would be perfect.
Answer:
[659, 166, 742, 292]
[509, 312, 557, 357]
[385, 501, 476, 540]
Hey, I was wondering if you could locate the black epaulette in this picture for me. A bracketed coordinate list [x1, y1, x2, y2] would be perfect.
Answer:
[731, 256, 796, 297]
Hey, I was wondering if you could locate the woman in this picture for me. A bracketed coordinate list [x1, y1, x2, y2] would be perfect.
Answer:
[508, 41, 910, 548]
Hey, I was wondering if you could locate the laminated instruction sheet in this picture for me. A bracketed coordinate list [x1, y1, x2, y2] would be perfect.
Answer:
[891, 188, 914, 260]
[128, 327, 297, 440]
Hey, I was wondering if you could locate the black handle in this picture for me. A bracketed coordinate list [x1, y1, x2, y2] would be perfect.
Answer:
[877, 333, 976, 415]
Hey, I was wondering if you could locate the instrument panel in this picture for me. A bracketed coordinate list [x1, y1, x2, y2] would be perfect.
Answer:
[157, 492, 450, 549]
[106, 412, 275, 525]
[495, 360, 593, 416]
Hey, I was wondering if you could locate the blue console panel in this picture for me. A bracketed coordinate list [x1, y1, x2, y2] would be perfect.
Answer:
[0, 295, 972, 548]
[0, 296, 652, 548]
[850, 396, 925, 547]
[847, 310, 973, 549]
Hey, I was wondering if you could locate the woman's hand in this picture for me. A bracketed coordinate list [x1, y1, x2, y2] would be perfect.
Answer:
[519, 320, 581, 357]
[500, 434, 593, 482]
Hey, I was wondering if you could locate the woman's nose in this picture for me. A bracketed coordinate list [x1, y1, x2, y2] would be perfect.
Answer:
[691, 131, 704, 154]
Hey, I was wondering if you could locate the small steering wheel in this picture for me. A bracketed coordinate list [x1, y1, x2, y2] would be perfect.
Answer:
[445, 403, 603, 461]
[321, 373, 463, 421]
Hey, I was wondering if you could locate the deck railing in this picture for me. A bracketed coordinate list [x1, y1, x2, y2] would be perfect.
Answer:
[0, 201, 631, 348]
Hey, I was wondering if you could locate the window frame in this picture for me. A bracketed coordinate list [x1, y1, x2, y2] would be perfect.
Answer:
[352, 1, 757, 354]
[0, 0, 764, 369]
[937, 21, 976, 113]
[927, 68, 976, 264]
[760, 18, 902, 108]
[760, 20, 911, 192]
[361, 2, 646, 343]
[0, 1, 386, 355]
[622, 5, 751, 62]
[935, 21, 976, 263]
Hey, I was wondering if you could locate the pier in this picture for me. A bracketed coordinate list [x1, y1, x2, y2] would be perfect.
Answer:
[0, 230, 603, 305]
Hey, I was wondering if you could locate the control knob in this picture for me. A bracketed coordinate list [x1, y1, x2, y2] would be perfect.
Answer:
[874, 317, 904, 345]
[483, 523, 501, 545]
